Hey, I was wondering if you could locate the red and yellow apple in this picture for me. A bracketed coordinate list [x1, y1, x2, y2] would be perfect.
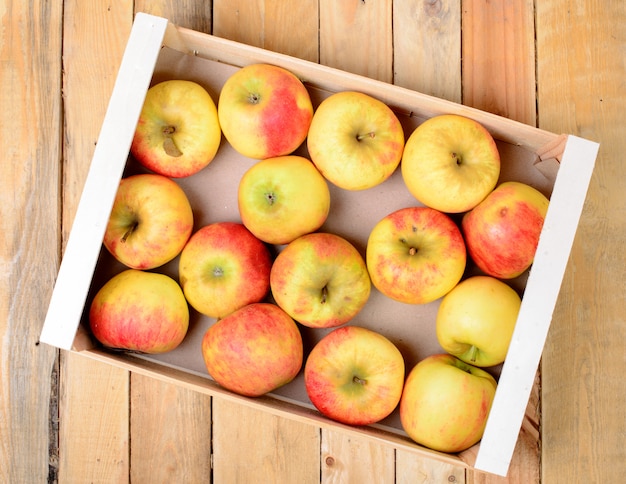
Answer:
[304, 325, 405, 426]
[201, 302, 303, 397]
[238, 155, 331, 245]
[307, 91, 405, 190]
[401, 114, 501, 213]
[178, 222, 272, 319]
[436, 276, 521, 367]
[218, 63, 313, 159]
[89, 269, 189, 354]
[462, 181, 550, 279]
[399, 353, 497, 453]
[103, 173, 193, 270]
[130, 79, 221, 178]
[366, 206, 466, 305]
[270, 232, 371, 328]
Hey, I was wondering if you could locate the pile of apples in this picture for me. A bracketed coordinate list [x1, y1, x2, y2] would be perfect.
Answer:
[88, 63, 549, 454]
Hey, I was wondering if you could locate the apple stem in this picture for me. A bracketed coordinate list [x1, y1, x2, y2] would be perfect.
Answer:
[409, 247, 417, 256]
[469, 345, 478, 363]
[320, 286, 328, 304]
[356, 131, 376, 141]
[162, 125, 183, 157]
[121, 222, 138, 243]
[353, 375, 367, 385]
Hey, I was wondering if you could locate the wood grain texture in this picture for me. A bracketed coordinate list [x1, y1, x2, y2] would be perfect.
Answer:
[59, 353, 130, 482]
[130, 375, 212, 482]
[393, 0, 462, 102]
[536, 1, 626, 482]
[321, 429, 395, 484]
[58, 1, 134, 482]
[0, 0, 63, 482]
[212, 398, 321, 483]
[396, 449, 466, 484]
[462, 0, 536, 125]
[213, 0, 319, 61]
[319, 0, 393, 82]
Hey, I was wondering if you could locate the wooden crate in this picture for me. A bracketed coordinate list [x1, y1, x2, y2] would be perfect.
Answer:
[40, 13, 598, 477]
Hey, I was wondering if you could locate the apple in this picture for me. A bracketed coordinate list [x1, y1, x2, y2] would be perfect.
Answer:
[462, 180, 550, 279]
[366, 206, 466, 305]
[130, 79, 221, 178]
[270, 232, 371, 328]
[178, 222, 272, 319]
[399, 354, 497, 453]
[306, 90, 405, 190]
[103, 173, 193, 270]
[201, 302, 303, 397]
[238, 155, 331, 245]
[436, 276, 521, 367]
[401, 114, 501, 213]
[217, 63, 313, 159]
[304, 325, 405, 426]
[89, 269, 189, 354]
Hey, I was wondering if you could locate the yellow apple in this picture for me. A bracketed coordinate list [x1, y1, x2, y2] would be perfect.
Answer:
[462, 181, 550, 279]
[237, 155, 331, 245]
[103, 173, 193, 270]
[366, 206, 466, 305]
[218, 63, 313, 159]
[436, 276, 521, 367]
[401, 114, 500, 213]
[178, 222, 273, 319]
[307, 91, 405, 190]
[270, 232, 371, 328]
[399, 354, 497, 453]
[304, 325, 405, 426]
[131, 79, 221, 178]
[201, 303, 303, 397]
[89, 269, 189, 354]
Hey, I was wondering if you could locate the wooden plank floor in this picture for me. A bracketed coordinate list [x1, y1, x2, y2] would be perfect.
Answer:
[2, 0, 624, 482]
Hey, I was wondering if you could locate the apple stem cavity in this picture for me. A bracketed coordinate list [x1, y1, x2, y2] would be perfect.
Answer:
[247, 92, 261, 104]
[162, 125, 183, 157]
[353, 375, 367, 385]
[452, 151, 462, 165]
[356, 131, 376, 141]
[264, 192, 277, 206]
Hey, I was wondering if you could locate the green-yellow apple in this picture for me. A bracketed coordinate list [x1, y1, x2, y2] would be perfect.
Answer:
[401, 114, 501, 213]
[103, 173, 193, 270]
[89, 269, 189, 354]
[178, 222, 272, 319]
[304, 325, 405, 426]
[270, 232, 371, 328]
[366, 206, 466, 305]
[131, 79, 221, 178]
[462, 181, 550, 279]
[201, 302, 303, 397]
[218, 63, 313, 159]
[399, 353, 497, 453]
[307, 91, 405, 190]
[238, 155, 331, 245]
[436, 276, 521, 367]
